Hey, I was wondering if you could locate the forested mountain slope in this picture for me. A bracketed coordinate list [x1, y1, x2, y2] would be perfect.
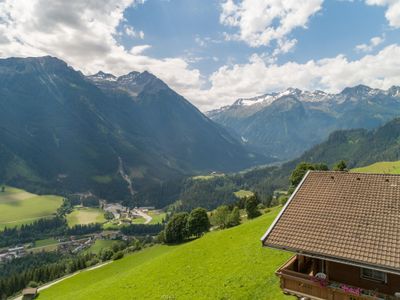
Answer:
[0, 56, 267, 202]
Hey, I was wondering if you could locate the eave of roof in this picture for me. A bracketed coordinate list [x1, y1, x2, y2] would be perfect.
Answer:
[264, 242, 400, 276]
[260, 170, 311, 243]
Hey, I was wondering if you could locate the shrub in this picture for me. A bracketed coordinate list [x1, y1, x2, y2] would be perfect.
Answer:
[226, 207, 241, 228]
[28, 281, 39, 288]
[112, 251, 124, 260]
[211, 205, 241, 229]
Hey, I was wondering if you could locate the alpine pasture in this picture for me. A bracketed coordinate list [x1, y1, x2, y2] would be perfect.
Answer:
[38, 208, 293, 300]
[66, 207, 106, 227]
[0, 186, 63, 230]
[351, 160, 400, 174]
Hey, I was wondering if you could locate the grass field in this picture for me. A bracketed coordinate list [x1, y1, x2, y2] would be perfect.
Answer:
[38, 207, 293, 300]
[85, 240, 115, 255]
[66, 207, 106, 227]
[192, 173, 225, 180]
[131, 217, 146, 224]
[351, 161, 400, 174]
[35, 238, 58, 247]
[234, 189, 254, 198]
[148, 211, 166, 224]
[0, 186, 63, 230]
[31, 238, 59, 252]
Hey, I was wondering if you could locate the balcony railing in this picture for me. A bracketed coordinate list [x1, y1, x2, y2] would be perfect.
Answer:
[276, 256, 398, 300]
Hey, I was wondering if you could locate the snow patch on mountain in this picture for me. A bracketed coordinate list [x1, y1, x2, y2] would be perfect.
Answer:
[88, 71, 116, 82]
[212, 85, 400, 114]
[232, 88, 333, 109]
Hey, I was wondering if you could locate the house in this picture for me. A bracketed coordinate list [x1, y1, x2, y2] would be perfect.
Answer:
[0, 246, 26, 262]
[261, 171, 400, 300]
[22, 287, 38, 300]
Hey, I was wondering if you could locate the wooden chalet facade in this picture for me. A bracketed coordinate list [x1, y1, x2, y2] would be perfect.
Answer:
[261, 171, 400, 300]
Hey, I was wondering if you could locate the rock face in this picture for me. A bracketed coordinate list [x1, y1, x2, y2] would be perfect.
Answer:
[207, 85, 400, 160]
[0, 56, 268, 201]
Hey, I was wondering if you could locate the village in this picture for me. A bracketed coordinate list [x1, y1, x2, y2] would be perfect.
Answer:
[0, 199, 166, 265]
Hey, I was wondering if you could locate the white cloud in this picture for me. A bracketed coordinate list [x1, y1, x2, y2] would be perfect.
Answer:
[220, 0, 323, 48]
[195, 36, 207, 47]
[355, 35, 384, 52]
[365, 0, 400, 28]
[1, 0, 400, 113]
[0, 0, 203, 99]
[191, 44, 400, 111]
[273, 38, 298, 56]
[125, 25, 144, 39]
[130, 44, 151, 55]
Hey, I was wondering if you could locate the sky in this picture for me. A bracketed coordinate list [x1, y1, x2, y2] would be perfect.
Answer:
[1, 0, 400, 111]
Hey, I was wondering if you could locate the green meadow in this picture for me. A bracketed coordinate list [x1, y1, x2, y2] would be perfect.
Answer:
[0, 186, 63, 230]
[39, 207, 293, 300]
[351, 160, 400, 174]
[234, 189, 254, 198]
[85, 239, 115, 255]
[192, 173, 225, 180]
[66, 207, 106, 227]
[148, 211, 166, 224]
[31, 238, 59, 252]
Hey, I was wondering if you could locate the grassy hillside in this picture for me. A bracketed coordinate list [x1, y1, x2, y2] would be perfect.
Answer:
[0, 186, 63, 230]
[38, 208, 292, 300]
[352, 161, 400, 174]
[66, 207, 106, 227]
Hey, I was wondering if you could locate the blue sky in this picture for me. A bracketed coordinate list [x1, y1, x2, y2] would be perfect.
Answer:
[1, 0, 400, 110]
[121, 0, 395, 76]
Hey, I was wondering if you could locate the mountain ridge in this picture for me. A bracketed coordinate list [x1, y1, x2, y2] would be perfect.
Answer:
[207, 84, 400, 160]
[0, 56, 268, 205]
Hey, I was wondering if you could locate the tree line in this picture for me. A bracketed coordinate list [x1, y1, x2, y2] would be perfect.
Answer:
[162, 194, 263, 244]
[0, 218, 102, 248]
[120, 223, 164, 236]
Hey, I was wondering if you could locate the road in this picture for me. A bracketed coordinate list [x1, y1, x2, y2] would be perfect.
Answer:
[134, 209, 152, 224]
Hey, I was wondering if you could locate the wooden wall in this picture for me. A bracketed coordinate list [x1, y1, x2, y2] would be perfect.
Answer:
[328, 261, 400, 295]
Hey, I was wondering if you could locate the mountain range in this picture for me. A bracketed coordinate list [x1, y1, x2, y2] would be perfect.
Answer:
[168, 117, 400, 211]
[0, 56, 267, 202]
[207, 85, 400, 160]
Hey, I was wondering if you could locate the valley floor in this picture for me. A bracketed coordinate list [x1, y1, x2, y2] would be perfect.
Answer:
[37, 208, 293, 300]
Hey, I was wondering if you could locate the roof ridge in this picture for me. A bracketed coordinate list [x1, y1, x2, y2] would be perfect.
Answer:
[309, 170, 400, 176]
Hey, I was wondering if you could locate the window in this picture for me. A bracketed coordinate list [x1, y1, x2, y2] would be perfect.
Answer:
[361, 268, 387, 283]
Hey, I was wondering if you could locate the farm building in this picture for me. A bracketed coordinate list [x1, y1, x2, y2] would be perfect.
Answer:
[262, 171, 400, 300]
[22, 287, 38, 299]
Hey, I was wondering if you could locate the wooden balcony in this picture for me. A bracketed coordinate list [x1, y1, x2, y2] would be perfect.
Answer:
[277, 256, 399, 300]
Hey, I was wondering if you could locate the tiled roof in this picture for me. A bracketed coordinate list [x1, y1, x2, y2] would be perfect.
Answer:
[262, 171, 400, 273]
[22, 287, 38, 295]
